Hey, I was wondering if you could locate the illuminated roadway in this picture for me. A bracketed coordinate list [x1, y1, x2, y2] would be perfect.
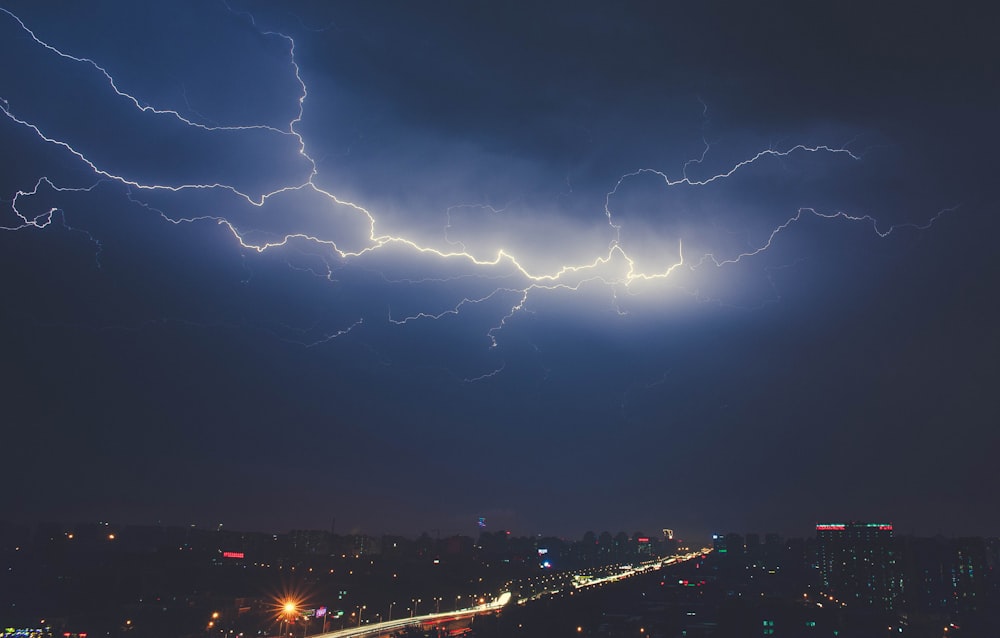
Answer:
[307, 593, 511, 638]
[303, 550, 709, 638]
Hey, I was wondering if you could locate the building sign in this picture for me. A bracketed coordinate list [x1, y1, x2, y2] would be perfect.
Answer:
[815, 523, 893, 532]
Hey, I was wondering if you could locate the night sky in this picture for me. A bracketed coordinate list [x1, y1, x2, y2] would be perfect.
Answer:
[2, 2, 997, 541]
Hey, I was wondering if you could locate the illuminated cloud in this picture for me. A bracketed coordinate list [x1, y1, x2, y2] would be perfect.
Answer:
[2, 1, 993, 536]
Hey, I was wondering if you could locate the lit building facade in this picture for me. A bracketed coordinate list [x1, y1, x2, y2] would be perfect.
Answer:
[816, 521, 900, 611]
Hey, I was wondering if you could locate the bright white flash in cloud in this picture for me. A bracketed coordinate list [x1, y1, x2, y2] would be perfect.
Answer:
[0, 4, 953, 366]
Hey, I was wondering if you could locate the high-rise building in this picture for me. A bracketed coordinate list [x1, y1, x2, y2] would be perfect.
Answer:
[712, 533, 728, 554]
[816, 522, 899, 611]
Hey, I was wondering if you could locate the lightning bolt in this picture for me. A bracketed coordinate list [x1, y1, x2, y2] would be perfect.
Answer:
[2, 175, 106, 265]
[0, 5, 954, 374]
[463, 363, 506, 384]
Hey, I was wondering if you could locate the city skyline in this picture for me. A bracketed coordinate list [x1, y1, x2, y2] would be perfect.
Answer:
[2, 2, 997, 540]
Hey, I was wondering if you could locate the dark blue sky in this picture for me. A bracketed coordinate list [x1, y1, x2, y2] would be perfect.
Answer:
[2, 1, 997, 541]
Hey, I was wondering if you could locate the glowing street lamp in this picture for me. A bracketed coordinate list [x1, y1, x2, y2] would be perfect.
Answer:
[279, 600, 298, 637]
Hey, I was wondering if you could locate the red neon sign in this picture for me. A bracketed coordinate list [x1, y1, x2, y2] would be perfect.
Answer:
[222, 551, 245, 559]
[815, 523, 892, 531]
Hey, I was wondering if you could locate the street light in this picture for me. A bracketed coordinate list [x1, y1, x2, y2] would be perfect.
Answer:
[279, 600, 298, 638]
[388, 602, 396, 621]
[357, 605, 366, 627]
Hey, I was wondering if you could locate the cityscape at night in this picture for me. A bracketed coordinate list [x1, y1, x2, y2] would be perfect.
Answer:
[3, 521, 999, 637]
[2, 1, 998, 636]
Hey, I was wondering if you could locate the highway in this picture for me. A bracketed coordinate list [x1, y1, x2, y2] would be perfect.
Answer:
[300, 550, 708, 638]
[307, 593, 511, 638]
[510, 549, 709, 604]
